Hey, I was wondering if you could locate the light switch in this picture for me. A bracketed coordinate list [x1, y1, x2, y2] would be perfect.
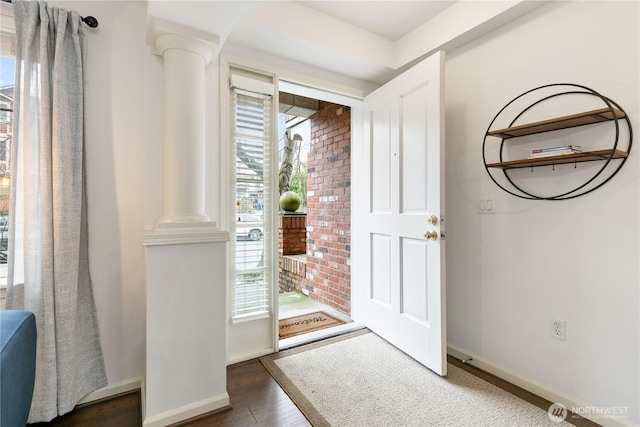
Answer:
[478, 198, 486, 213]
[478, 197, 495, 214]
[486, 198, 494, 213]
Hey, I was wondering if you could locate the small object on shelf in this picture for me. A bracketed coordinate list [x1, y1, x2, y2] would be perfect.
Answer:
[531, 145, 582, 154]
[527, 149, 581, 159]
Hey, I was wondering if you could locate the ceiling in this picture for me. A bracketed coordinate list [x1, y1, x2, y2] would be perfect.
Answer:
[147, 1, 545, 88]
[297, 1, 457, 41]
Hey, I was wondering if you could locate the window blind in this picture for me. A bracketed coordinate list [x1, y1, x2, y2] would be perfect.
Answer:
[231, 84, 273, 318]
[0, 3, 16, 58]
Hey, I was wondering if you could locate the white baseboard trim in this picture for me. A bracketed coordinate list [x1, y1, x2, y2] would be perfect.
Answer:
[78, 377, 142, 405]
[143, 392, 230, 427]
[447, 344, 636, 427]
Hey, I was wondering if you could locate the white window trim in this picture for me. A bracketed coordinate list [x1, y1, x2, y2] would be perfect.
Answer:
[222, 59, 280, 323]
[220, 53, 366, 355]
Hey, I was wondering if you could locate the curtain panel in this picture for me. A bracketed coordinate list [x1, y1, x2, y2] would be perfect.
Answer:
[6, 0, 107, 422]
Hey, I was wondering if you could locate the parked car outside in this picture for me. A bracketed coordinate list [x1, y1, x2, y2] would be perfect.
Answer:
[0, 216, 7, 263]
[236, 214, 263, 241]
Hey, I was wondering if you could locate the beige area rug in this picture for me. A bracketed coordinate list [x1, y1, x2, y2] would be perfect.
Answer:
[279, 311, 346, 340]
[261, 330, 569, 427]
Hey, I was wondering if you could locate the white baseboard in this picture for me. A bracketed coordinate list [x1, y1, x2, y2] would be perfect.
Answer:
[142, 393, 230, 427]
[447, 344, 636, 427]
[78, 377, 142, 405]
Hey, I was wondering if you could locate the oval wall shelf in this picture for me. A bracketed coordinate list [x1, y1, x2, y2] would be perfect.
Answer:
[482, 83, 633, 200]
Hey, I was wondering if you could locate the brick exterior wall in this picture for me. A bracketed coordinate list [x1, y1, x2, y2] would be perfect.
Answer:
[305, 102, 351, 314]
[279, 214, 307, 255]
[279, 255, 306, 293]
[279, 214, 307, 292]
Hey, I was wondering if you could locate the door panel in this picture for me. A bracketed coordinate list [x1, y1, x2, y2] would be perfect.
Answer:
[401, 84, 429, 213]
[371, 105, 392, 212]
[356, 50, 446, 376]
[371, 233, 392, 305]
[401, 238, 429, 324]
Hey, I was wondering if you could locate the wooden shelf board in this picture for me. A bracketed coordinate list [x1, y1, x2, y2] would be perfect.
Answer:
[487, 108, 626, 139]
[486, 149, 628, 170]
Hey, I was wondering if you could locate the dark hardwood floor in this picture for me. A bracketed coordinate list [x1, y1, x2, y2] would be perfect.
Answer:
[28, 359, 308, 427]
[28, 390, 141, 427]
[30, 351, 601, 427]
[175, 359, 310, 427]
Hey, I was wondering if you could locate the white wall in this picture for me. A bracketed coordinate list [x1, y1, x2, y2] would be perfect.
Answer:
[50, 0, 157, 391]
[445, 1, 639, 424]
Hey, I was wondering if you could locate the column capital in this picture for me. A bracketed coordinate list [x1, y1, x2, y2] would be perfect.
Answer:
[147, 16, 220, 64]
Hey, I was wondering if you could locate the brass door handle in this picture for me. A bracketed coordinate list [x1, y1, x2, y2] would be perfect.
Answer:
[424, 230, 438, 241]
[428, 215, 438, 225]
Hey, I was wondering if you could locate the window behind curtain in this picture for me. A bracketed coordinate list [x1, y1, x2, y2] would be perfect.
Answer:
[0, 11, 16, 293]
[230, 79, 274, 319]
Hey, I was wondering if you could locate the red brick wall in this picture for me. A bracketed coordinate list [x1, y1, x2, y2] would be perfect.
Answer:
[305, 102, 351, 314]
[279, 214, 306, 256]
[278, 214, 307, 293]
[279, 255, 306, 293]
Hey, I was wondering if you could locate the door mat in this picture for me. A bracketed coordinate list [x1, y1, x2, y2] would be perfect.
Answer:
[279, 311, 346, 339]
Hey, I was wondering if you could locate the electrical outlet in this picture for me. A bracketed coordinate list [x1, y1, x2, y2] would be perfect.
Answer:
[550, 319, 566, 341]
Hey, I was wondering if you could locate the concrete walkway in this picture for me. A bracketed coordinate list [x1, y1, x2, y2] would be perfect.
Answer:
[278, 291, 351, 322]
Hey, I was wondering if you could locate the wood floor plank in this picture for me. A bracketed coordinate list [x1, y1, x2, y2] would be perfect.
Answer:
[28, 390, 141, 427]
[176, 359, 310, 427]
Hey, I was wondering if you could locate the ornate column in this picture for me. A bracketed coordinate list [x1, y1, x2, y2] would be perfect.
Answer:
[149, 19, 219, 228]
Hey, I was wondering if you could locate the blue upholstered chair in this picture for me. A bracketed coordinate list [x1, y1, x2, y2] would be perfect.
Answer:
[1, 310, 37, 427]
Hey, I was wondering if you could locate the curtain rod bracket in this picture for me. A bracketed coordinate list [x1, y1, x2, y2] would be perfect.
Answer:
[82, 16, 98, 28]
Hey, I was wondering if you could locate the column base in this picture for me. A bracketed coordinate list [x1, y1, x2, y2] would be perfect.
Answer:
[158, 214, 212, 224]
[144, 221, 229, 246]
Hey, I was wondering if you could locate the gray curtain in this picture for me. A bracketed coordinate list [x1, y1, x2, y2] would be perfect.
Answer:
[5, 0, 107, 422]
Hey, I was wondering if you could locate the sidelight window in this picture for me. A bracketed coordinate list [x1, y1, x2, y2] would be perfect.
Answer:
[230, 74, 275, 319]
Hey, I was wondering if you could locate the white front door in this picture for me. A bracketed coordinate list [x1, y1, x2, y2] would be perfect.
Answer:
[354, 51, 446, 375]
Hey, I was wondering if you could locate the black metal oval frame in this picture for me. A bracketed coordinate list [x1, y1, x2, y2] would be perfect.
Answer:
[482, 83, 633, 200]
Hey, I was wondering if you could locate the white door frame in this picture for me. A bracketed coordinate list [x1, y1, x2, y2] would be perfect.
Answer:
[221, 54, 367, 363]
[276, 81, 365, 351]
[223, 56, 445, 366]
